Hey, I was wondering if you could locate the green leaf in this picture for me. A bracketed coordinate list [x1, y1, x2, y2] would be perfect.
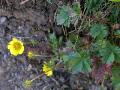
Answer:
[56, 5, 71, 27]
[62, 51, 91, 74]
[62, 54, 70, 63]
[68, 34, 80, 43]
[71, 61, 83, 74]
[47, 0, 54, 4]
[72, 2, 81, 15]
[113, 47, 120, 63]
[115, 84, 120, 90]
[85, 0, 104, 13]
[49, 33, 58, 52]
[108, 45, 120, 63]
[112, 77, 120, 86]
[112, 67, 120, 90]
[90, 24, 108, 39]
[56, 5, 78, 27]
[109, 0, 120, 2]
[99, 42, 116, 64]
[108, 7, 120, 23]
[114, 30, 120, 37]
[82, 60, 91, 73]
[98, 40, 120, 64]
[107, 53, 114, 64]
[72, 58, 91, 74]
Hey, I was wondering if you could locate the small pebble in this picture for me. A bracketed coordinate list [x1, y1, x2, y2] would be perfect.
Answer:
[0, 16, 7, 25]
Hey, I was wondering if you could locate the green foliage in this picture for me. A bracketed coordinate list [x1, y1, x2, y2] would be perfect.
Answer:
[47, 0, 55, 4]
[49, 33, 58, 50]
[71, 2, 81, 26]
[91, 38, 120, 64]
[62, 50, 91, 74]
[56, 3, 80, 27]
[114, 30, 120, 37]
[49, 33, 62, 53]
[68, 33, 78, 43]
[72, 2, 81, 15]
[112, 66, 120, 90]
[50, 0, 120, 88]
[30, 39, 38, 46]
[68, 34, 82, 50]
[85, 0, 104, 13]
[108, 5, 120, 23]
[56, 5, 72, 27]
[90, 24, 108, 39]
[23, 80, 32, 88]
[47, 0, 52, 4]
[99, 42, 115, 64]
[109, 0, 120, 2]
[99, 42, 120, 64]
[44, 60, 55, 68]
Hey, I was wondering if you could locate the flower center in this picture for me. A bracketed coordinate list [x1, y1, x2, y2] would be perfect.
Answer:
[13, 42, 22, 50]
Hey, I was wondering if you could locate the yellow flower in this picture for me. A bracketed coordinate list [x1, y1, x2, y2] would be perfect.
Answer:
[42, 63, 53, 77]
[28, 51, 34, 59]
[7, 37, 24, 56]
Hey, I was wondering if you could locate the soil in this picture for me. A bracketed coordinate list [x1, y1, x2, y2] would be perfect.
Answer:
[0, 0, 113, 90]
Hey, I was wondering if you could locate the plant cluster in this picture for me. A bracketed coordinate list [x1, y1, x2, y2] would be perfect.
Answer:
[6, 0, 120, 89]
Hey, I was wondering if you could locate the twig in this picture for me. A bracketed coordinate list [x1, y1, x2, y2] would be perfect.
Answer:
[5, 0, 10, 6]
[20, 0, 29, 5]
[34, 55, 52, 58]
[31, 73, 43, 82]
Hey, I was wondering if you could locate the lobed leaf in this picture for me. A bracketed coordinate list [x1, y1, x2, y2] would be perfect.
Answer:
[90, 23, 108, 39]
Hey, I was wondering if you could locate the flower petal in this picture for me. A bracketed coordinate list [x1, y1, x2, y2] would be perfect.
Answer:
[7, 37, 24, 56]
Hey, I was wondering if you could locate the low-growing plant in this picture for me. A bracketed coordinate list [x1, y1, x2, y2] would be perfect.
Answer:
[6, 0, 120, 89]
[56, 2, 80, 27]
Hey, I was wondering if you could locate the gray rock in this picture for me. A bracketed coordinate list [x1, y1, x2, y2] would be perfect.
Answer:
[0, 16, 7, 25]
[0, 26, 5, 37]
